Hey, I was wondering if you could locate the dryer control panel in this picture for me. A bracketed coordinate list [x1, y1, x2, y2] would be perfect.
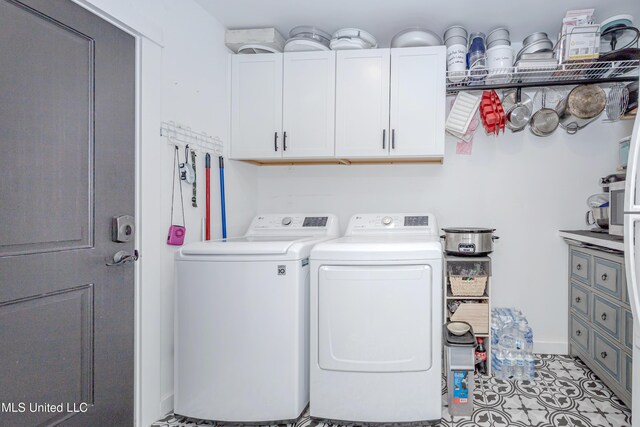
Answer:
[346, 213, 438, 236]
[247, 214, 339, 237]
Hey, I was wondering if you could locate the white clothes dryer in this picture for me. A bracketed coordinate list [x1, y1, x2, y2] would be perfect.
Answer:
[310, 213, 442, 423]
[175, 214, 339, 423]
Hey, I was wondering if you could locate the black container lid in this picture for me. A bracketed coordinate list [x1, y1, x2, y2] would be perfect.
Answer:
[442, 227, 496, 233]
[443, 322, 477, 347]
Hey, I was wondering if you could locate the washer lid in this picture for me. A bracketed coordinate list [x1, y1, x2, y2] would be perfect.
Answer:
[311, 235, 442, 261]
[180, 235, 316, 256]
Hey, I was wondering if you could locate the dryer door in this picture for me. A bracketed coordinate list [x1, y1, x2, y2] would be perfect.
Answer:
[318, 264, 433, 372]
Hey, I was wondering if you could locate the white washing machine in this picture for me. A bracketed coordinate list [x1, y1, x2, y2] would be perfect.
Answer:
[175, 214, 339, 423]
[310, 213, 442, 423]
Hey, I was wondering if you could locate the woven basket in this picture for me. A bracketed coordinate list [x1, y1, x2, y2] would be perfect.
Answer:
[449, 275, 488, 296]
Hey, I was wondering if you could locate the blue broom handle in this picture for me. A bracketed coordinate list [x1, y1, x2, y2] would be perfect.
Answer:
[219, 156, 227, 239]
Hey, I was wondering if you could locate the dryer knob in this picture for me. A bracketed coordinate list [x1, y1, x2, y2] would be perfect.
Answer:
[382, 216, 393, 226]
[282, 217, 292, 226]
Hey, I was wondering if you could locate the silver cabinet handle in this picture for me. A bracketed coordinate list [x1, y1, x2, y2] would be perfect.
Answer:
[391, 129, 396, 149]
[601, 273, 608, 281]
[274, 132, 278, 151]
[601, 313, 607, 321]
[106, 249, 139, 266]
[576, 264, 582, 271]
[600, 351, 607, 359]
[382, 129, 386, 149]
[576, 330, 582, 336]
[575, 296, 581, 303]
[283, 131, 288, 151]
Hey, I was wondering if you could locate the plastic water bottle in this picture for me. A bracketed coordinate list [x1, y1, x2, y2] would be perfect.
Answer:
[525, 354, 536, 380]
[491, 318, 500, 346]
[515, 351, 525, 380]
[492, 347, 502, 377]
[504, 350, 516, 379]
[501, 325, 517, 349]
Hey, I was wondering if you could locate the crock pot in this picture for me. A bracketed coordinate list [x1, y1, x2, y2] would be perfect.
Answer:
[441, 228, 499, 256]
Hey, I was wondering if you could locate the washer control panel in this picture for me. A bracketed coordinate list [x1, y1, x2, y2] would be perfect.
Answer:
[346, 213, 437, 235]
[247, 214, 338, 236]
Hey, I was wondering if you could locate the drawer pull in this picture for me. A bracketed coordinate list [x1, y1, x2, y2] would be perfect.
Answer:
[575, 296, 582, 303]
[601, 351, 608, 359]
[576, 264, 582, 271]
[576, 330, 582, 336]
[601, 273, 608, 281]
[601, 313, 608, 321]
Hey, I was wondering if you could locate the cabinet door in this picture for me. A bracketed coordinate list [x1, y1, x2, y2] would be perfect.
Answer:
[282, 51, 336, 158]
[231, 54, 283, 159]
[389, 46, 446, 158]
[335, 49, 390, 158]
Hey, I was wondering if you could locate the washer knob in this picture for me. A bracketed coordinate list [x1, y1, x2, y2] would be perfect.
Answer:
[282, 217, 292, 226]
[382, 216, 393, 226]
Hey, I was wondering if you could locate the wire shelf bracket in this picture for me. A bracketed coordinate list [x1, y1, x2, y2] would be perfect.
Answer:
[160, 121, 223, 155]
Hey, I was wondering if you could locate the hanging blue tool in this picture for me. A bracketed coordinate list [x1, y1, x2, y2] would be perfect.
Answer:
[219, 156, 227, 239]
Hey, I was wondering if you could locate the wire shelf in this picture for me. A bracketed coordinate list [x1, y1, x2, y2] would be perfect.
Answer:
[446, 59, 639, 94]
[160, 121, 224, 155]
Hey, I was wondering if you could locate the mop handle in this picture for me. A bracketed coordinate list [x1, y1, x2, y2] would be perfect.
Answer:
[219, 156, 227, 239]
[205, 153, 211, 240]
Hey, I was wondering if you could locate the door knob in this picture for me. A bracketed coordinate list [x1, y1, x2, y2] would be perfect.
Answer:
[106, 249, 139, 266]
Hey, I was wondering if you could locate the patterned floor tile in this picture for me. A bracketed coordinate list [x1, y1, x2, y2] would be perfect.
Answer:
[152, 355, 632, 427]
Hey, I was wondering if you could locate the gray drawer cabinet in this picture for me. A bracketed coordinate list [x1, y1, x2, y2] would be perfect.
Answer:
[566, 244, 632, 408]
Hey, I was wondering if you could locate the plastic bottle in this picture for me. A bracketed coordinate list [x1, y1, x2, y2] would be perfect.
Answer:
[515, 351, 525, 380]
[491, 347, 501, 377]
[467, 32, 487, 83]
[525, 353, 536, 380]
[504, 349, 515, 379]
[501, 325, 516, 350]
[475, 338, 487, 375]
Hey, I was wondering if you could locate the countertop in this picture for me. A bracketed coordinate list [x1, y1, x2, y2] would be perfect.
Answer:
[559, 230, 624, 252]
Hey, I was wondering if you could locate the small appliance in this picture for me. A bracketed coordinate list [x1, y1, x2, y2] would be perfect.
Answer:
[610, 180, 625, 236]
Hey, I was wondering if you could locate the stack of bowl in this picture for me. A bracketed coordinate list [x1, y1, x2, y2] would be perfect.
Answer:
[444, 26, 468, 83]
[516, 32, 554, 63]
[284, 26, 332, 52]
[486, 28, 513, 83]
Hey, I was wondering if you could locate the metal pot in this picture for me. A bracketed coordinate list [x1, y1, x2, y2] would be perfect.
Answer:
[441, 228, 499, 256]
[586, 207, 609, 229]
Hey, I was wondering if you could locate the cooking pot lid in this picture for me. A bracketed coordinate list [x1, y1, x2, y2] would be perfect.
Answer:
[442, 227, 496, 233]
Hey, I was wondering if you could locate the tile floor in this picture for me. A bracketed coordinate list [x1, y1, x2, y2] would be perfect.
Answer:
[153, 354, 632, 427]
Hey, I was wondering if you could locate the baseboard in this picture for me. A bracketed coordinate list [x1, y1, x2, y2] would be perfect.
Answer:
[533, 340, 568, 355]
[160, 393, 174, 418]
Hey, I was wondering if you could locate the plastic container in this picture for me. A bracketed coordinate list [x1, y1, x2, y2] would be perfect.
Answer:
[444, 26, 468, 83]
[444, 323, 476, 417]
[467, 32, 487, 83]
[487, 45, 513, 70]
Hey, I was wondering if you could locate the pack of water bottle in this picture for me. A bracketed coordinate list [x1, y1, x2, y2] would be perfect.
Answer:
[491, 308, 535, 381]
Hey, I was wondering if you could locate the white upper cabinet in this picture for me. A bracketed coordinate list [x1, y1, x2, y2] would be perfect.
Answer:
[335, 49, 391, 158]
[230, 47, 446, 163]
[231, 54, 283, 159]
[389, 46, 446, 158]
[282, 51, 336, 158]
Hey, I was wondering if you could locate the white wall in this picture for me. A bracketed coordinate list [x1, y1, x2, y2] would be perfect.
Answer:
[255, 116, 635, 354]
[151, 2, 257, 416]
[77, 1, 258, 424]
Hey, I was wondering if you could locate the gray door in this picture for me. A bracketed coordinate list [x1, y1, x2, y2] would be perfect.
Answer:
[0, 0, 135, 425]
